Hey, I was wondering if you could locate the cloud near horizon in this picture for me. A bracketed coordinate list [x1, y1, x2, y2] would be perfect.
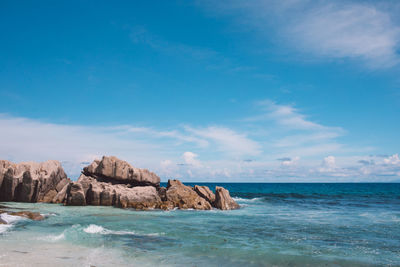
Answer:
[0, 99, 399, 182]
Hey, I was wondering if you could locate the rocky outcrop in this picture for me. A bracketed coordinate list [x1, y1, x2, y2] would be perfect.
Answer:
[0, 160, 69, 202]
[214, 186, 240, 210]
[82, 156, 160, 187]
[0, 156, 239, 211]
[166, 182, 212, 210]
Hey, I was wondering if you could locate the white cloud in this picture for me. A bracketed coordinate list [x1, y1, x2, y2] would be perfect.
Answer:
[320, 155, 336, 172]
[255, 100, 343, 131]
[279, 156, 300, 167]
[383, 154, 400, 165]
[185, 126, 261, 156]
[203, 0, 400, 69]
[182, 151, 202, 167]
[291, 3, 400, 68]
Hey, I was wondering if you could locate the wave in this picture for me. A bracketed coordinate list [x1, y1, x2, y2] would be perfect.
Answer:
[83, 224, 162, 236]
[0, 224, 13, 234]
[0, 213, 25, 224]
[233, 197, 263, 203]
[0, 213, 26, 234]
[38, 232, 66, 242]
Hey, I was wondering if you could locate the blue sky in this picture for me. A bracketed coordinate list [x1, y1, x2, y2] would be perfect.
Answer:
[1, 0, 400, 181]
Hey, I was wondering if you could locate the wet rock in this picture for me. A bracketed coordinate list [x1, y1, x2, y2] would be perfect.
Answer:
[166, 180, 212, 210]
[214, 186, 239, 210]
[194, 185, 215, 204]
[9, 211, 45, 221]
[157, 201, 175, 210]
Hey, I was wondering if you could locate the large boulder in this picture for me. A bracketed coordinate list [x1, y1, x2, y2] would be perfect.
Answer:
[194, 185, 216, 204]
[0, 160, 67, 202]
[166, 180, 212, 210]
[214, 186, 239, 210]
[116, 186, 161, 210]
[83, 156, 160, 187]
[66, 182, 86, 206]
[85, 179, 118, 206]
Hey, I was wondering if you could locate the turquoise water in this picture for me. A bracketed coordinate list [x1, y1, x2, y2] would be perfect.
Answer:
[1, 183, 400, 266]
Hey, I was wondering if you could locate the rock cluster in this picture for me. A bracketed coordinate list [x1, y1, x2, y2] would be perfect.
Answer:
[0, 160, 70, 202]
[0, 156, 239, 211]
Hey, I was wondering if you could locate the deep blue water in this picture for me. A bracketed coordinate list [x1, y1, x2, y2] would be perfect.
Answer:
[1, 183, 400, 266]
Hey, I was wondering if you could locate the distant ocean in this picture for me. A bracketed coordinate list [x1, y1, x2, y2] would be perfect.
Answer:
[1, 183, 400, 266]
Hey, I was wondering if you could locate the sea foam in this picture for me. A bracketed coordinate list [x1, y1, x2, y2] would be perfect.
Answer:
[233, 197, 263, 203]
[83, 224, 162, 236]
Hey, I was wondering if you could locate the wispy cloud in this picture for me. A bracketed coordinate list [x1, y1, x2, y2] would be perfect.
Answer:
[245, 100, 345, 158]
[201, 0, 400, 69]
[185, 126, 262, 157]
[130, 26, 218, 61]
[253, 99, 343, 131]
[129, 26, 249, 72]
[290, 2, 400, 68]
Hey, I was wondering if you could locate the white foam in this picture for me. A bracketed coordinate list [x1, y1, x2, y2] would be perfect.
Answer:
[38, 232, 65, 242]
[0, 224, 13, 234]
[83, 224, 162, 236]
[0, 213, 24, 224]
[233, 197, 262, 203]
[84, 224, 107, 234]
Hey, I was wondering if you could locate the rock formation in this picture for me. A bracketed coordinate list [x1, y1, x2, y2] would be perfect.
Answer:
[214, 186, 240, 210]
[82, 156, 160, 187]
[0, 160, 70, 202]
[166, 182, 212, 210]
[0, 156, 239, 211]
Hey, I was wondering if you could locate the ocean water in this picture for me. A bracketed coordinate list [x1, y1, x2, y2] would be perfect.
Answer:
[1, 183, 400, 267]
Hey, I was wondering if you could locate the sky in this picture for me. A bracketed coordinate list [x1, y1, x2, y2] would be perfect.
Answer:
[0, 0, 400, 182]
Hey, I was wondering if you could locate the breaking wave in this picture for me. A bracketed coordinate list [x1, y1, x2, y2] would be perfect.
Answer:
[83, 224, 162, 236]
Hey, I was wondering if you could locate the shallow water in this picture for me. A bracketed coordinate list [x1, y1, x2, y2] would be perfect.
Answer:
[1, 183, 400, 266]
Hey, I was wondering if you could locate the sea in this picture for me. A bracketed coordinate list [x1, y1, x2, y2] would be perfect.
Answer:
[1, 183, 399, 267]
